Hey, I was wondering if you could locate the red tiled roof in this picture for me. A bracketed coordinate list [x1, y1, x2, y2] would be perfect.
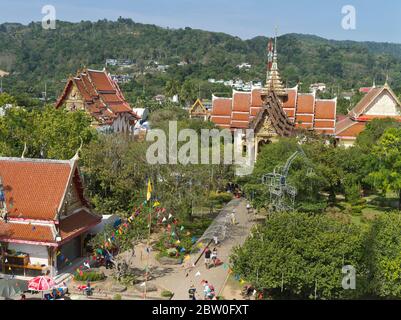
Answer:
[56, 68, 139, 125]
[0, 158, 73, 220]
[335, 118, 366, 138]
[315, 100, 336, 120]
[0, 221, 55, 244]
[87, 70, 116, 92]
[297, 94, 315, 114]
[211, 98, 232, 116]
[283, 88, 297, 109]
[210, 87, 336, 135]
[314, 120, 336, 128]
[352, 87, 383, 117]
[231, 112, 249, 122]
[59, 210, 101, 242]
[296, 115, 314, 123]
[232, 92, 251, 112]
[251, 89, 263, 107]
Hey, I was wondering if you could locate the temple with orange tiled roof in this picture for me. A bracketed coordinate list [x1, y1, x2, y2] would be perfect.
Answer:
[335, 82, 401, 147]
[209, 36, 337, 158]
[0, 153, 100, 277]
[56, 68, 140, 134]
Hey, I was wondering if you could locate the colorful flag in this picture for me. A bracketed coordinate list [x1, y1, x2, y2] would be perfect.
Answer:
[146, 179, 152, 201]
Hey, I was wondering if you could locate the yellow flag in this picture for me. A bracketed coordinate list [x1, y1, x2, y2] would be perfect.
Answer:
[147, 179, 152, 201]
[153, 201, 160, 207]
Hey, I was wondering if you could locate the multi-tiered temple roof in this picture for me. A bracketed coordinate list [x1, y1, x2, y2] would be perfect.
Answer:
[210, 37, 337, 134]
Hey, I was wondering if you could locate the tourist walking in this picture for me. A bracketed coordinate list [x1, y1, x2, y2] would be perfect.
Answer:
[211, 248, 218, 266]
[204, 247, 211, 269]
[188, 284, 197, 300]
[231, 208, 236, 225]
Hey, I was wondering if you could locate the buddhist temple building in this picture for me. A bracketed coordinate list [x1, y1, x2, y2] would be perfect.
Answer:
[56, 68, 140, 134]
[189, 98, 210, 120]
[335, 82, 401, 147]
[209, 36, 337, 159]
[0, 154, 100, 277]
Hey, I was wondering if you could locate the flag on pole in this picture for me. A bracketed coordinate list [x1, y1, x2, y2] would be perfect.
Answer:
[146, 179, 152, 201]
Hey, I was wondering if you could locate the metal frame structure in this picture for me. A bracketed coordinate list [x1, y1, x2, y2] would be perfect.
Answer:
[262, 147, 309, 212]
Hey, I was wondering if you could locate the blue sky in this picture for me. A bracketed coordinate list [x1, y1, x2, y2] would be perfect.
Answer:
[0, 0, 399, 43]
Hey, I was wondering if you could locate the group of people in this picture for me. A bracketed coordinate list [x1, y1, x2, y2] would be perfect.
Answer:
[187, 201, 253, 300]
[204, 247, 219, 269]
[188, 280, 216, 300]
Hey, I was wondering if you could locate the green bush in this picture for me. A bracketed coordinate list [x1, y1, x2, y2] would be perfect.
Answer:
[113, 294, 122, 300]
[74, 270, 106, 282]
[209, 191, 232, 205]
[161, 290, 174, 298]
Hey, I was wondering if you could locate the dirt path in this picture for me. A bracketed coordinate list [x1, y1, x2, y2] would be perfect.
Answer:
[148, 198, 255, 300]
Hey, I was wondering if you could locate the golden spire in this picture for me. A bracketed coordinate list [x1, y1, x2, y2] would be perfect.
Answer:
[264, 27, 286, 97]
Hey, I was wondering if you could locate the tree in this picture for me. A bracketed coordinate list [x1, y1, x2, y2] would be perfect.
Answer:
[230, 212, 367, 299]
[0, 92, 16, 107]
[0, 105, 97, 159]
[164, 79, 180, 98]
[369, 127, 401, 209]
[366, 213, 401, 298]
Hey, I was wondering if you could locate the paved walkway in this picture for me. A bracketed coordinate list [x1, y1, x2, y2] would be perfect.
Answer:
[152, 198, 255, 300]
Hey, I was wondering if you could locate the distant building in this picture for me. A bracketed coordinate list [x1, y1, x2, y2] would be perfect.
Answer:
[154, 94, 166, 103]
[189, 99, 210, 121]
[237, 63, 252, 70]
[0, 155, 100, 277]
[359, 87, 373, 93]
[210, 39, 336, 135]
[336, 82, 401, 147]
[310, 83, 327, 93]
[56, 68, 140, 134]
[106, 59, 118, 66]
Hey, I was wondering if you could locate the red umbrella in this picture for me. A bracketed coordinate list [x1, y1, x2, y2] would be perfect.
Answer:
[28, 276, 55, 291]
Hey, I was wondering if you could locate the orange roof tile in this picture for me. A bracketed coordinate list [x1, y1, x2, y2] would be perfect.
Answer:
[56, 69, 138, 126]
[284, 109, 295, 118]
[336, 120, 366, 138]
[296, 123, 314, 129]
[0, 221, 55, 244]
[283, 88, 297, 108]
[87, 69, 115, 92]
[251, 89, 263, 107]
[314, 120, 336, 129]
[297, 94, 315, 114]
[0, 158, 73, 220]
[232, 92, 251, 112]
[231, 121, 249, 129]
[296, 115, 314, 123]
[59, 210, 100, 242]
[315, 100, 336, 120]
[210, 116, 231, 125]
[211, 98, 232, 116]
[231, 112, 249, 122]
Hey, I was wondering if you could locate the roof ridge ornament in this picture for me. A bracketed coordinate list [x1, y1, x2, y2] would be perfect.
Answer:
[21, 142, 27, 158]
[71, 136, 84, 162]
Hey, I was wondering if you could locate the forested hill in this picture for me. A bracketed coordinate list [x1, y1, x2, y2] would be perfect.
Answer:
[1, 18, 401, 105]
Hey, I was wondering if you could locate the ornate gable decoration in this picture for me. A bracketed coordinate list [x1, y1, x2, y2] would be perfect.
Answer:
[190, 98, 207, 115]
